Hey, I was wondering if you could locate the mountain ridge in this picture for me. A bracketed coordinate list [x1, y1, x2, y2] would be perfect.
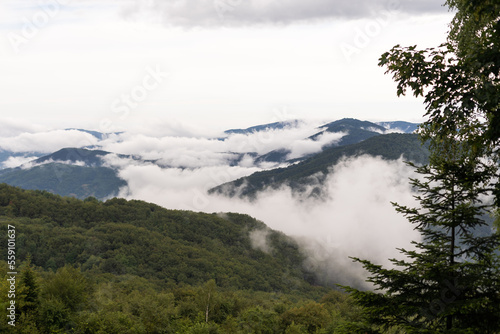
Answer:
[0, 119, 422, 200]
[33, 147, 113, 166]
[252, 118, 418, 165]
[223, 120, 301, 135]
[209, 133, 429, 199]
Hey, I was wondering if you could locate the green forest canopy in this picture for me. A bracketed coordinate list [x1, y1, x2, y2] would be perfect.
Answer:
[0, 184, 373, 333]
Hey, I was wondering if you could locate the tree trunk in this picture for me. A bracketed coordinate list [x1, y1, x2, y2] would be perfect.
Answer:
[205, 291, 211, 323]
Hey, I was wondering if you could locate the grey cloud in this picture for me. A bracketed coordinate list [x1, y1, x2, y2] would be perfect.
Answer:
[403, 1, 448, 15]
[123, 0, 447, 27]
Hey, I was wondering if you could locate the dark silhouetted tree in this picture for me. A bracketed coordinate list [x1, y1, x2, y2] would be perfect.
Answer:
[345, 137, 500, 333]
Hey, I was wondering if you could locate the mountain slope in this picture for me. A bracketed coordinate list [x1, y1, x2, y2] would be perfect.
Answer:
[0, 128, 118, 169]
[224, 120, 300, 135]
[254, 118, 386, 164]
[33, 147, 113, 166]
[310, 118, 385, 145]
[0, 184, 370, 333]
[0, 148, 127, 199]
[0, 183, 318, 293]
[209, 133, 429, 199]
[0, 150, 44, 169]
[0, 163, 126, 199]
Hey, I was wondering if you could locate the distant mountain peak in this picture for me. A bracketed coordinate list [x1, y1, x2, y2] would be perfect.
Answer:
[224, 120, 301, 135]
[307, 118, 385, 148]
[318, 118, 386, 132]
[33, 147, 112, 167]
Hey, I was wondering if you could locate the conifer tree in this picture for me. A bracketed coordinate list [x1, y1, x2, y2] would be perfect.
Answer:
[17, 257, 41, 333]
[347, 2, 500, 331]
[19, 257, 39, 316]
[345, 138, 500, 333]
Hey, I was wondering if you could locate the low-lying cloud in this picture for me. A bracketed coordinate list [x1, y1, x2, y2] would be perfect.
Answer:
[107, 153, 419, 288]
[0, 120, 421, 288]
[1, 155, 40, 169]
[19, 158, 88, 170]
[286, 131, 345, 160]
[100, 120, 340, 168]
[0, 129, 98, 154]
[0, 120, 339, 168]
[249, 228, 273, 254]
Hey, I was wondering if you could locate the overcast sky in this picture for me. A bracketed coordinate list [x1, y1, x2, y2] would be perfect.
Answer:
[0, 0, 453, 133]
[0, 2, 448, 281]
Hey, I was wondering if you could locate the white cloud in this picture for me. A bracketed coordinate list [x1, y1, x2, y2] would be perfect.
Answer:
[117, 117, 224, 138]
[99, 119, 336, 168]
[224, 127, 315, 155]
[249, 228, 273, 254]
[110, 153, 420, 288]
[101, 133, 231, 167]
[0, 129, 99, 153]
[0, 118, 48, 137]
[0, 2, 449, 130]
[20, 158, 87, 170]
[287, 131, 346, 160]
[362, 126, 385, 134]
[1, 155, 39, 169]
[103, 155, 261, 208]
[0, 117, 422, 287]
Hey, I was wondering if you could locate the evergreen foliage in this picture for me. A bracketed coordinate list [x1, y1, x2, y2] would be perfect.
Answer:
[346, 2, 500, 332]
[377, 2, 500, 177]
[345, 139, 500, 332]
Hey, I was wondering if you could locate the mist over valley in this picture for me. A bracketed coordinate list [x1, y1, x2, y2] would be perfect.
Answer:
[0, 118, 425, 288]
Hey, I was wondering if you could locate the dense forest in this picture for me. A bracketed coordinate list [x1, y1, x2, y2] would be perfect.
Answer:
[0, 184, 373, 333]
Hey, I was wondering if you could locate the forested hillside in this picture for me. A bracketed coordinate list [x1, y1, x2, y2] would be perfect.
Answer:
[0, 163, 126, 199]
[0, 184, 369, 333]
[210, 133, 429, 199]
